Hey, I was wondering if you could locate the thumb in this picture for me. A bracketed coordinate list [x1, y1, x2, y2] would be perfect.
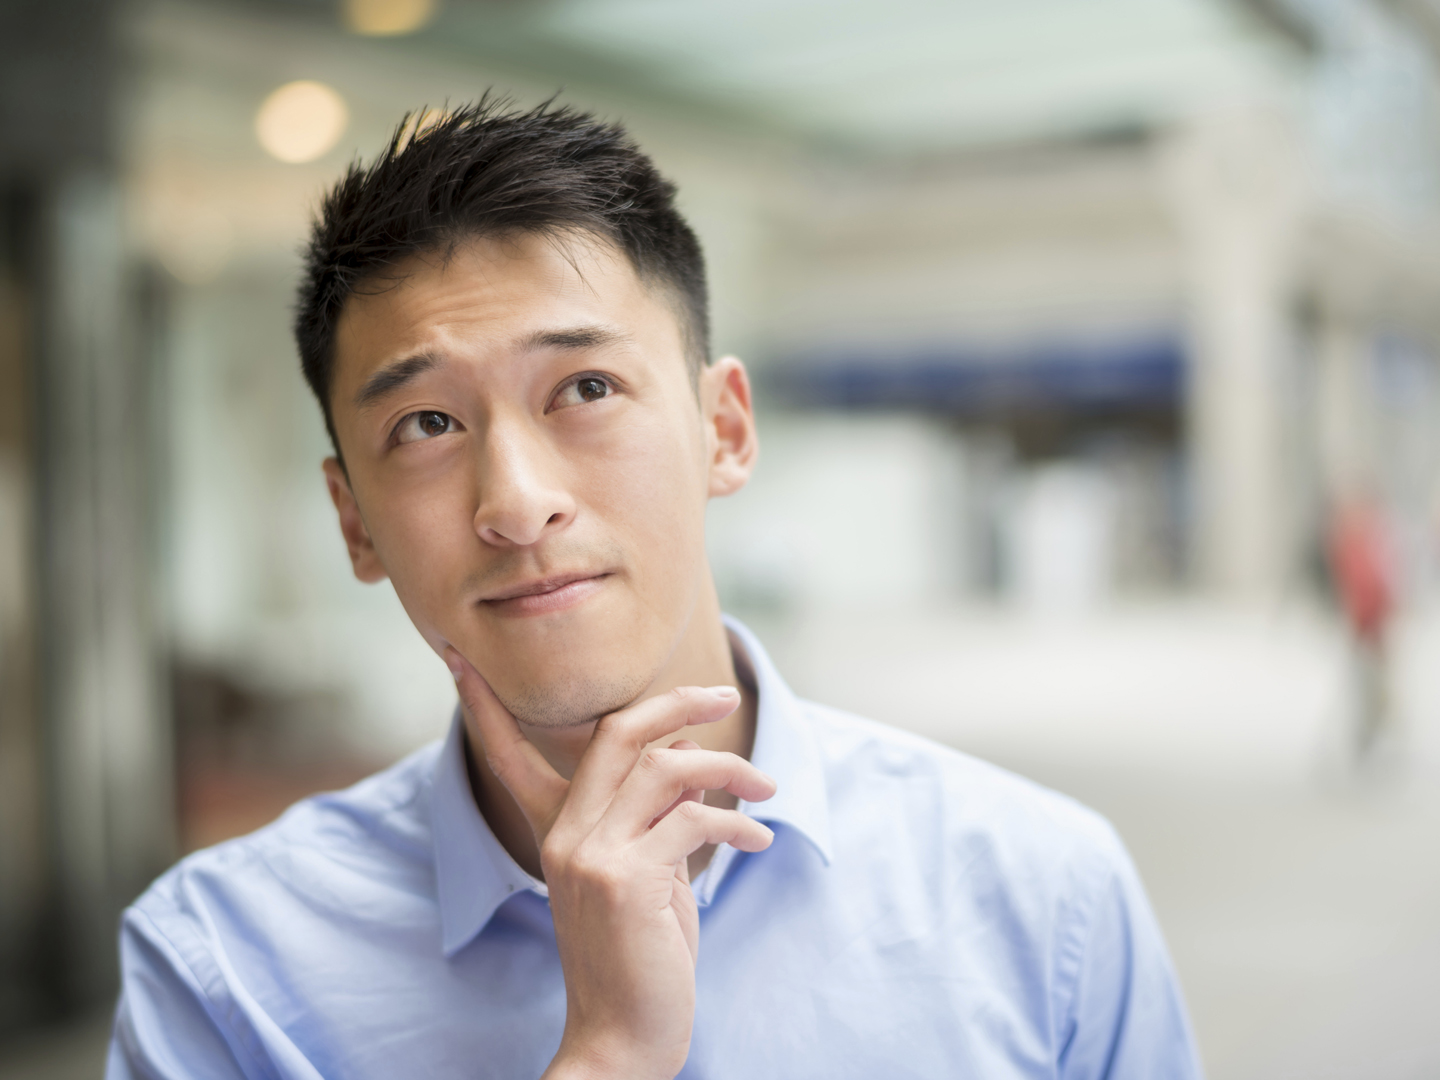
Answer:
[443, 646, 566, 826]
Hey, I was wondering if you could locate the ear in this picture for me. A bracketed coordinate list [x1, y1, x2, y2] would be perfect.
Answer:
[323, 457, 388, 584]
[700, 356, 758, 498]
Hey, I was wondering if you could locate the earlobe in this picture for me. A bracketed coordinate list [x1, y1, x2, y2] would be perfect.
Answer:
[703, 356, 758, 499]
[322, 457, 389, 584]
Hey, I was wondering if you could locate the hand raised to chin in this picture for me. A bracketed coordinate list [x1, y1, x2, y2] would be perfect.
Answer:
[444, 647, 777, 1080]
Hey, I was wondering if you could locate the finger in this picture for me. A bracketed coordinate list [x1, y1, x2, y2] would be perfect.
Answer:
[647, 740, 704, 826]
[444, 646, 567, 829]
[565, 685, 741, 825]
[637, 801, 775, 866]
[600, 748, 776, 840]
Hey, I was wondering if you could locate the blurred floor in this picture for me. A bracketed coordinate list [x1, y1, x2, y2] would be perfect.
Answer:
[4, 601, 1437, 1078]
[756, 601, 1440, 784]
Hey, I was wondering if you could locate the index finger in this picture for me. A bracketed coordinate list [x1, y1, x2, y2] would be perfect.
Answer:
[444, 646, 568, 832]
[563, 685, 741, 826]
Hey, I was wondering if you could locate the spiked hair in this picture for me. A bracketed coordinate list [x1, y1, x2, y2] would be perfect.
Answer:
[294, 95, 710, 451]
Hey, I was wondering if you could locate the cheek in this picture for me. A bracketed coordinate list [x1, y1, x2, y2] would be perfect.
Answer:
[583, 407, 708, 552]
[359, 473, 476, 634]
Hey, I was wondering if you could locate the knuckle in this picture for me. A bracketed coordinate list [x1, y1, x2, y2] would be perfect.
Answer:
[539, 833, 570, 870]
[666, 686, 705, 714]
[673, 799, 706, 825]
[711, 750, 742, 770]
[596, 710, 648, 753]
[566, 841, 601, 875]
[569, 847, 624, 897]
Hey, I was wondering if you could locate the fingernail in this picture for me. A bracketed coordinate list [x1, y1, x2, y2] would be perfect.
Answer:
[443, 649, 462, 683]
[707, 685, 740, 699]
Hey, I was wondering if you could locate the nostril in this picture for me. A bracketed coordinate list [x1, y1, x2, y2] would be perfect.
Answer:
[546, 513, 562, 524]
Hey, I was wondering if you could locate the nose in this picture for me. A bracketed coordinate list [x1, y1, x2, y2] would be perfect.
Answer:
[472, 419, 576, 547]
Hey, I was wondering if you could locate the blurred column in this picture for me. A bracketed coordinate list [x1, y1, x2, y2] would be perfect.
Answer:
[0, 184, 45, 1032]
[36, 173, 175, 1007]
[1313, 310, 1374, 500]
[0, 0, 174, 1027]
[1162, 107, 1308, 598]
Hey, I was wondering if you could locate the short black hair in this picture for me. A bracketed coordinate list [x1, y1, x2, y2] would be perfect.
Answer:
[294, 95, 710, 453]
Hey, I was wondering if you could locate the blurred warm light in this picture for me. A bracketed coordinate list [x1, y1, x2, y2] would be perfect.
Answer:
[343, 0, 437, 36]
[255, 81, 349, 164]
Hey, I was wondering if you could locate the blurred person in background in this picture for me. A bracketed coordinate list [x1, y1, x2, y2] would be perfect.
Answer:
[1326, 494, 1396, 758]
[106, 97, 1201, 1080]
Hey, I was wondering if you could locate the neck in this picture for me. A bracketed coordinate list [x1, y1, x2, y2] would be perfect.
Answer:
[462, 580, 756, 880]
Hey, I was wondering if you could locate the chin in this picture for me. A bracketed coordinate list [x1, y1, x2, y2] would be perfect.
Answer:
[497, 667, 652, 729]
[471, 591, 681, 728]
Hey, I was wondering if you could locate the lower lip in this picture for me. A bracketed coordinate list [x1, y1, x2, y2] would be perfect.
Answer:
[484, 575, 609, 617]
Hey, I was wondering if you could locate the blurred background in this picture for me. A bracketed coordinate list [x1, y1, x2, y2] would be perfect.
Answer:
[2, 0, 1440, 1076]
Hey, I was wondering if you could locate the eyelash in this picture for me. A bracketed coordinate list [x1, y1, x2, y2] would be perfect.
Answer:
[392, 410, 457, 445]
[548, 372, 618, 412]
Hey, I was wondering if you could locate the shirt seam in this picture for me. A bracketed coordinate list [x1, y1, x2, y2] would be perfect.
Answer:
[1050, 836, 1116, 1068]
[244, 774, 431, 881]
[311, 758, 431, 819]
[128, 904, 282, 1080]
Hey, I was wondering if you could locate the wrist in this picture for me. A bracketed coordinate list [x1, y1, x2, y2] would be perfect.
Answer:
[543, 1032, 682, 1080]
[540, 1056, 613, 1080]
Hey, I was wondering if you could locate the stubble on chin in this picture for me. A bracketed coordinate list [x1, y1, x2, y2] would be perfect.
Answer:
[497, 667, 655, 730]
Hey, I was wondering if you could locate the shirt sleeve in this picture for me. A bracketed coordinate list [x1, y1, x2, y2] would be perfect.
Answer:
[1056, 826, 1206, 1080]
[106, 906, 273, 1080]
[105, 892, 339, 1080]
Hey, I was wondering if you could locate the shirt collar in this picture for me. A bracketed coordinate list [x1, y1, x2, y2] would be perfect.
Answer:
[722, 615, 833, 867]
[429, 615, 832, 957]
[429, 710, 545, 958]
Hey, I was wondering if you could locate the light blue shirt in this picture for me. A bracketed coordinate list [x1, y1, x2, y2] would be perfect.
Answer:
[107, 618, 1203, 1079]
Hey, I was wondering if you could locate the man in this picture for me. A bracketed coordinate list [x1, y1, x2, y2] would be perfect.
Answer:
[108, 99, 1202, 1079]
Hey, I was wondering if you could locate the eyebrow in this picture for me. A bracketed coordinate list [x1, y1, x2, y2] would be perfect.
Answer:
[351, 325, 630, 410]
[519, 325, 631, 353]
[354, 352, 441, 409]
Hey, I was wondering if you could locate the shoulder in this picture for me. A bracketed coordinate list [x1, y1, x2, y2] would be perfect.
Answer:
[787, 704, 1197, 1069]
[801, 699, 1130, 904]
[804, 700, 1118, 840]
[127, 739, 444, 953]
[797, 702, 1160, 1025]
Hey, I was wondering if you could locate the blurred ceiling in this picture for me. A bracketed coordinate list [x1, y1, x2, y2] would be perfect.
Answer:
[242, 0, 1308, 152]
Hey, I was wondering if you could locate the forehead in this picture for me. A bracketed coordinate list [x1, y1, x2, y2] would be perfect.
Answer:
[330, 232, 674, 397]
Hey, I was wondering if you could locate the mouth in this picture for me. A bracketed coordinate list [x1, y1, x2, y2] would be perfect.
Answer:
[479, 571, 612, 616]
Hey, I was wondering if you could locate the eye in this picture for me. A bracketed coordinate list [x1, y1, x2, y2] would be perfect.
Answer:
[551, 374, 614, 411]
[394, 410, 457, 444]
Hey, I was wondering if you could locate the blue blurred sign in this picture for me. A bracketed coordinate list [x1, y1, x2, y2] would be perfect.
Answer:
[771, 333, 1185, 414]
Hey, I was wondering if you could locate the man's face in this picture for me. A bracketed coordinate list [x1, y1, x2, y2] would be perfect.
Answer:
[325, 232, 753, 728]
